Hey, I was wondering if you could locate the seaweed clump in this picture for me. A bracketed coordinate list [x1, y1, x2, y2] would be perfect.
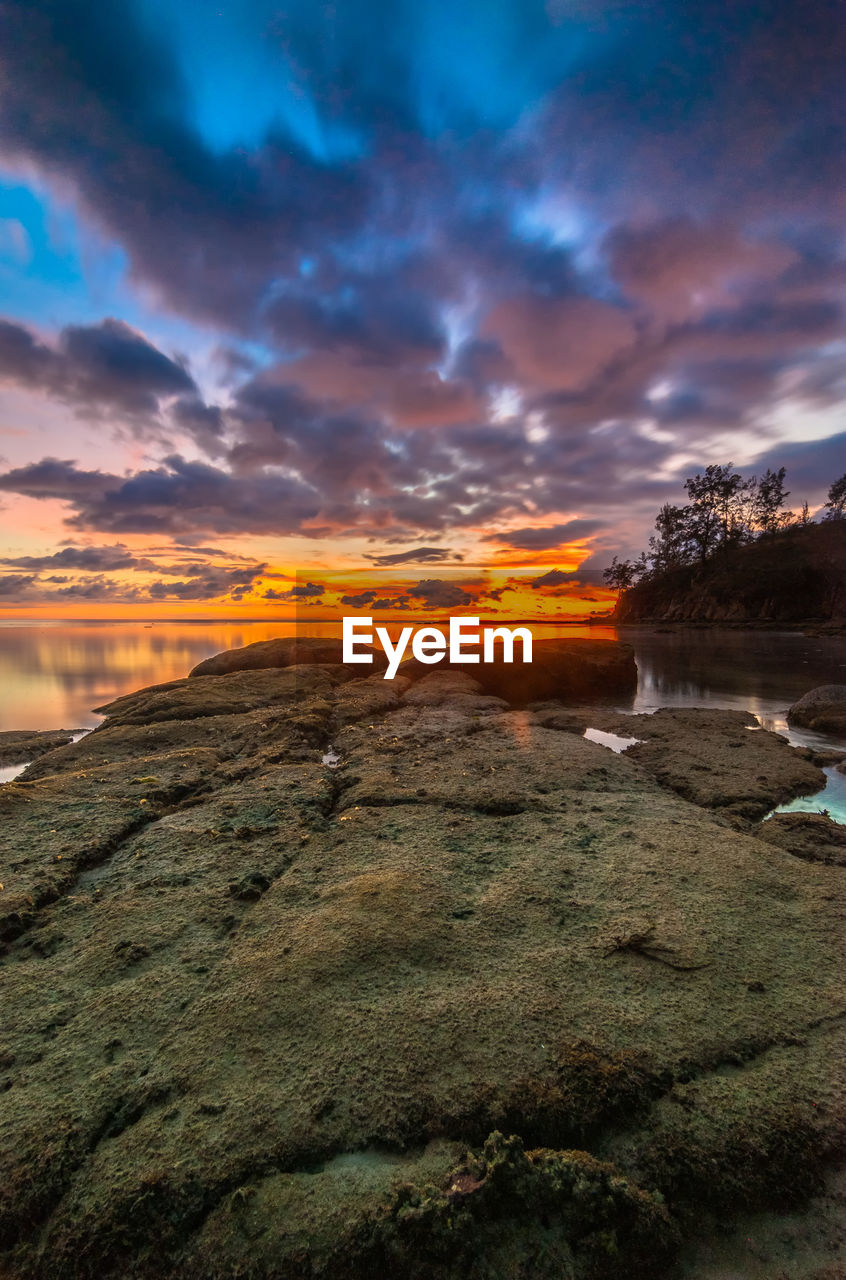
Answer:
[340, 1132, 678, 1280]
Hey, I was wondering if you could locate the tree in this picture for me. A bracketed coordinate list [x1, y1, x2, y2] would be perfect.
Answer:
[617, 461, 802, 588]
[753, 466, 790, 534]
[824, 474, 846, 520]
[736, 474, 760, 540]
[684, 463, 743, 560]
[648, 503, 692, 573]
[603, 556, 644, 590]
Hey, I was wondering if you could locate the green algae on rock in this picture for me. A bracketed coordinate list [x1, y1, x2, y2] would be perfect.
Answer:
[0, 651, 844, 1278]
[758, 810, 846, 866]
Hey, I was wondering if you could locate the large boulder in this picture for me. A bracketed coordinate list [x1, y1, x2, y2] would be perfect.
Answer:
[92, 666, 344, 727]
[400, 638, 637, 707]
[787, 684, 846, 735]
[190, 635, 388, 678]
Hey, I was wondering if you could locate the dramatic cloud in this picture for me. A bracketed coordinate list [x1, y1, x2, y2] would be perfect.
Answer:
[147, 564, 266, 601]
[483, 522, 603, 551]
[170, 398, 226, 451]
[0, 573, 37, 596]
[483, 296, 636, 393]
[0, 458, 116, 501]
[479, 584, 515, 602]
[0, 318, 195, 418]
[530, 569, 603, 589]
[0, 456, 320, 536]
[0, 0, 842, 580]
[339, 590, 379, 609]
[0, 1, 371, 332]
[0, 544, 149, 571]
[0, 547, 268, 604]
[364, 547, 460, 566]
[262, 581, 325, 602]
[605, 219, 797, 322]
[406, 579, 474, 609]
[51, 576, 143, 601]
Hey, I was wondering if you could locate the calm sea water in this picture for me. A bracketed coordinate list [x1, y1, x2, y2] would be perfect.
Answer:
[1, 621, 845, 814]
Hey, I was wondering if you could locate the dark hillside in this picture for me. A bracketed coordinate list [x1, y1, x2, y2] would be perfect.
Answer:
[614, 521, 846, 624]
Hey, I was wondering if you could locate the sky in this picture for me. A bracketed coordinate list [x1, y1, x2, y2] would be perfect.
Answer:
[0, 0, 843, 619]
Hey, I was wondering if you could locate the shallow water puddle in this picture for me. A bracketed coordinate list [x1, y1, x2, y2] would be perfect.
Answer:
[767, 765, 846, 825]
[583, 727, 641, 753]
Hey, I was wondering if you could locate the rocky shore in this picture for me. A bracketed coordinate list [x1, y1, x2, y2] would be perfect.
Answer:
[0, 730, 84, 767]
[1, 639, 845, 1279]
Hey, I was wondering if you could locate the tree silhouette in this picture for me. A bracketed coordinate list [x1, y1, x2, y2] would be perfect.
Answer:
[603, 555, 644, 590]
[824, 474, 846, 520]
[608, 462, 816, 592]
[753, 467, 790, 533]
[683, 464, 743, 560]
[648, 503, 691, 571]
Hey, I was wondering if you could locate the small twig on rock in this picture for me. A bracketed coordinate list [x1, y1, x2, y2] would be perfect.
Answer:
[603, 924, 712, 970]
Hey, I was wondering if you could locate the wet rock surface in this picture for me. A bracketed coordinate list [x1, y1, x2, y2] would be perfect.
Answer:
[788, 684, 846, 736]
[0, 730, 83, 766]
[598, 707, 825, 822]
[0, 653, 844, 1279]
[758, 811, 846, 866]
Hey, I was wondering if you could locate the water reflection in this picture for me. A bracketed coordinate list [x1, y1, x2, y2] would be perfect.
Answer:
[0, 621, 303, 730]
[0, 622, 845, 746]
[627, 628, 846, 723]
[619, 629, 846, 757]
[771, 766, 846, 825]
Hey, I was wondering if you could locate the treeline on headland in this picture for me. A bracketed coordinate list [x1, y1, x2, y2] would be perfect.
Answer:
[606, 466, 846, 625]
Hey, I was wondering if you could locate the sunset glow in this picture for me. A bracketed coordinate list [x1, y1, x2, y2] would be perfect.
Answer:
[0, 1, 843, 618]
